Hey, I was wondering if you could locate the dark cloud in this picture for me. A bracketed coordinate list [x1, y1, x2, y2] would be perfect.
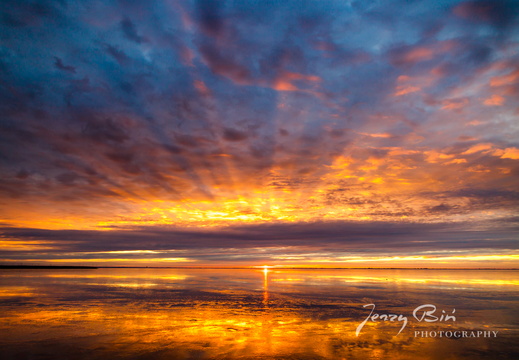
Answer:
[0, 219, 516, 260]
[55, 172, 81, 186]
[120, 18, 145, 44]
[54, 57, 76, 74]
[195, 0, 225, 38]
[449, 189, 519, 200]
[15, 169, 30, 179]
[0, 0, 61, 28]
[453, 0, 519, 28]
[81, 118, 129, 144]
[223, 128, 248, 142]
[104, 44, 130, 66]
[198, 42, 252, 84]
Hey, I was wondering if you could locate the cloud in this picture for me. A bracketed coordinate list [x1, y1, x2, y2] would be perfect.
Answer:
[120, 18, 145, 44]
[1, 218, 517, 263]
[483, 94, 505, 106]
[0, 0, 517, 266]
[271, 71, 321, 92]
[453, 0, 519, 28]
[103, 44, 130, 66]
[497, 147, 519, 159]
[198, 41, 253, 85]
[54, 57, 76, 73]
[194, 0, 225, 38]
[490, 68, 519, 87]
[223, 128, 248, 142]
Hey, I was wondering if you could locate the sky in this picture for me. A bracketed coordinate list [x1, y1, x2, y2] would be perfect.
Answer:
[0, 0, 518, 267]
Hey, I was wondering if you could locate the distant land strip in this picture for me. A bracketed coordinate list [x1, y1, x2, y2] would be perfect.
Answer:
[0, 265, 98, 269]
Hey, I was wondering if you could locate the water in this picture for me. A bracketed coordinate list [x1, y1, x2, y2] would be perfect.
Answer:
[0, 268, 518, 359]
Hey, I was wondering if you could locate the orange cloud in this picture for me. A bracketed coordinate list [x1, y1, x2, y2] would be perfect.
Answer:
[394, 85, 420, 96]
[391, 40, 457, 66]
[273, 80, 299, 91]
[441, 98, 469, 110]
[401, 47, 434, 63]
[424, 150, 454, 163]
[483, 94, 505, 106]
[462, 143, 494, 155]
[494, 147, 519, 160]
[446, 158, 467, 164]
[393, 72, 439, 97]
[359, 132, 393, 138]
[490, 69, 519, 87]
[467, 120, 482, 126]
[0, 240, 59, 251]
[272, 72, 321, 92]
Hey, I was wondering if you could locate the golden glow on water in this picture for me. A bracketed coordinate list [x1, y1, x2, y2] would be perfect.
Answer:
[0, 268, 517, 359]
[0, 286, 37, 297]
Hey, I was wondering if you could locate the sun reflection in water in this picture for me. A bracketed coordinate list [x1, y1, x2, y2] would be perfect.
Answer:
[262, 265, 270, 306]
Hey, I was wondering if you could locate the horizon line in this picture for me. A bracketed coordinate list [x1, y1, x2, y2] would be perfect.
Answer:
[1, 265, 517, 270]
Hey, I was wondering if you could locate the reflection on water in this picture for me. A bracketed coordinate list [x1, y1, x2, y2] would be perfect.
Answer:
[0, 268, 518, 359]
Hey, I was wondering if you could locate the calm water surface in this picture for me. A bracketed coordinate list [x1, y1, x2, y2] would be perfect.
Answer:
[0, 268, 518, 359]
